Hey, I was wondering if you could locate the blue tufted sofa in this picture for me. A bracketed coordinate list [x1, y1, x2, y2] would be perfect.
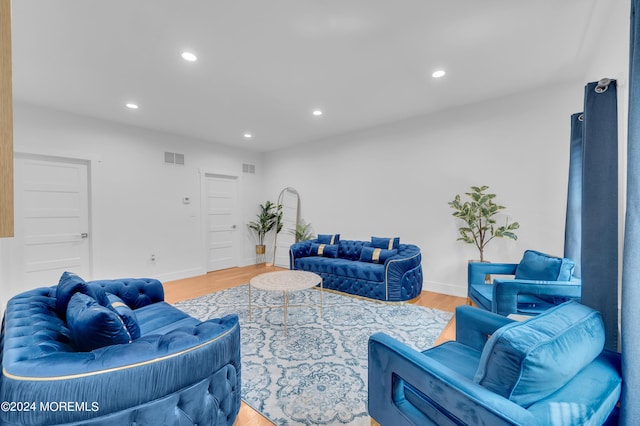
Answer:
[0, 276, 241, 426]
[289, 238, 423, 301]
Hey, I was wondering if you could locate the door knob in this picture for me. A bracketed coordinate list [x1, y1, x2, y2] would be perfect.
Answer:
[80, 233, 89, 238]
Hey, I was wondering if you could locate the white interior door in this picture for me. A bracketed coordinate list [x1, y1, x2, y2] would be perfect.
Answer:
[12, 155, 91, 289]
[205, 174, 238, 271]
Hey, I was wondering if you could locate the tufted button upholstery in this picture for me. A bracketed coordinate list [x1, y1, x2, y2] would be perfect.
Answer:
[0, 280, 241, 426]
[290, 239, 423, 301]
[90, 278, 164, 309]
[338, 240, 367, 261]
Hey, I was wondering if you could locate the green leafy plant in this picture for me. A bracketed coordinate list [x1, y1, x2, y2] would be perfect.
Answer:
[248, 201, 283, 246]
[448, 185, 519, 262]
[289, 220, 315, 242]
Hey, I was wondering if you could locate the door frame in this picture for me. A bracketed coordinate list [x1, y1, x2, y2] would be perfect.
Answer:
[199, 169, 241, 272]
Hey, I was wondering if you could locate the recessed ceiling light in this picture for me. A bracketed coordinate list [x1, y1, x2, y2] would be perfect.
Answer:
[243, 133, 253, 139]
[126, 103, 139, 109]
[181, 52, 197, 62]
[432, 70, 446, 78]
[312, 110, 323, 116]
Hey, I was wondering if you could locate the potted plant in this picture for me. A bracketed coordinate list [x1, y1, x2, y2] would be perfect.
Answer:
[248, 201, 282, 255]
[289, 219, 315, 242]
[448, 185, 519, 262]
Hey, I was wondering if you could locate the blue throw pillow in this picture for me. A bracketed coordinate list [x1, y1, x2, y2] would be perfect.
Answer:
[310, 243, 339, 258]
[359, 246, 397, 264]
[107, 293, 141, 340]
[66, 292, 132, 352]
[56, 271, 110, 320]
[514, 250, 575, 281]
[473, 301, 604, 407]
[371, 236, 400, 250]
[317, 234, 340, 245]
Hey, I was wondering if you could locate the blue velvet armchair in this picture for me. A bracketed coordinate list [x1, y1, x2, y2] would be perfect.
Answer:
[468, 250, 581, 315]
[368, 302, 621, 425]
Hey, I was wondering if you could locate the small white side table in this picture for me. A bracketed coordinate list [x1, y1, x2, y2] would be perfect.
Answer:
[249, 270, 323, 335]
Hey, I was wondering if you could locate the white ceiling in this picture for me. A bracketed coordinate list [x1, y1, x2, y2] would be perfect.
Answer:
[10, 0, 612, 152]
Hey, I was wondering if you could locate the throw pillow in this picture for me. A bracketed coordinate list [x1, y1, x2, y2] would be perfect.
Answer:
[106, 293, 141, 340]
[66, 292, 132, 352]
[359, 246, 397, 264]
[473, 301, 605, 407]
[371, 236, 400, 250]
[310, 243, 339, 258]
[514, 250, 575, 281]
[56, 271, 110, 320]
[317, 234, 340, 245]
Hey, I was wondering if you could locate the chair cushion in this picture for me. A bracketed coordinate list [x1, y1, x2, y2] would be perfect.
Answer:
[317, 234, 340, 244]
[359, 246, 397, 264]
[135, 301, 195, 335]
[371, 236, 400, 250]
[56, 271, 110, 320]
[295, 257, 340, 276]
[473, 301, 605, 407]
[107, 293, 141, 339]
[514, 250, 575, 281]
[66, 292, 132, 351]
[309, 243, 339, 258]
[333, 259, 385, 281]
[422, 341, 483, 380]
[470, 283, 558, 315]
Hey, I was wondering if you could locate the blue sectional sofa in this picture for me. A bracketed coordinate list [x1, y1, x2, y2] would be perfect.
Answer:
[289, 235, 422, 301]
[0, 273, 241, 426]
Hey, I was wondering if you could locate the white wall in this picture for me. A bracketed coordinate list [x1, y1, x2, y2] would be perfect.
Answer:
[6, 102, 266, 289]
[2, 0, 630, 306]
[264, 82, 585, 296]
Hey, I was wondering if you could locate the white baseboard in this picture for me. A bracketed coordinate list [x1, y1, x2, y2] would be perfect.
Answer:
[153, 267, 206, 283]
[423, 280, 467, 298]
[241, 257, 277, 268]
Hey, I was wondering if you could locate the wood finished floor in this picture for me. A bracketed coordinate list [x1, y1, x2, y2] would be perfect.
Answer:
[164, 264, 467, 426]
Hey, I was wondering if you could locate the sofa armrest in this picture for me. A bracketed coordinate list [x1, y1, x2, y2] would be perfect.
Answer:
[383, 244, 423, 300]
[368, 333, 537, 426]
[289, 241, 315, 269]
[455, 305, 515, 351]
[492, 279, 582, 315]
[468, 262, 518, 286]
[1, 315, 240, 425]
[89, 278, 165, 309]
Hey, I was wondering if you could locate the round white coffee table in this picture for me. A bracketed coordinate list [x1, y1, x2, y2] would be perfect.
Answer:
[249, 270, 323, 335]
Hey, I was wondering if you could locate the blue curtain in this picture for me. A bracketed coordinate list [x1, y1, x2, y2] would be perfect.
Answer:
[564, 113, 583, 278]
[621, 1, 640, 423]
[581, 79, 619, 352]
[565, 80, 619, 351]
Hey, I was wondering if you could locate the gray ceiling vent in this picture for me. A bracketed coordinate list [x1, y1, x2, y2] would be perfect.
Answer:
[164, 152, 185, 166]
[242, 163, 256, 174]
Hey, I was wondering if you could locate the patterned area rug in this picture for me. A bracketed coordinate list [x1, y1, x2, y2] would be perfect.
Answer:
[175, 285, 453, 425]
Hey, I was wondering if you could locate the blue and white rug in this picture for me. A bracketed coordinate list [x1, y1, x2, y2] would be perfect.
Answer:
[175, 285, 453, 425]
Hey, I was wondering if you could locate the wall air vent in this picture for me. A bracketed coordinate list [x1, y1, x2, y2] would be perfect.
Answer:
[242, 163, 256, 174]
[164, 152, 185, 166]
